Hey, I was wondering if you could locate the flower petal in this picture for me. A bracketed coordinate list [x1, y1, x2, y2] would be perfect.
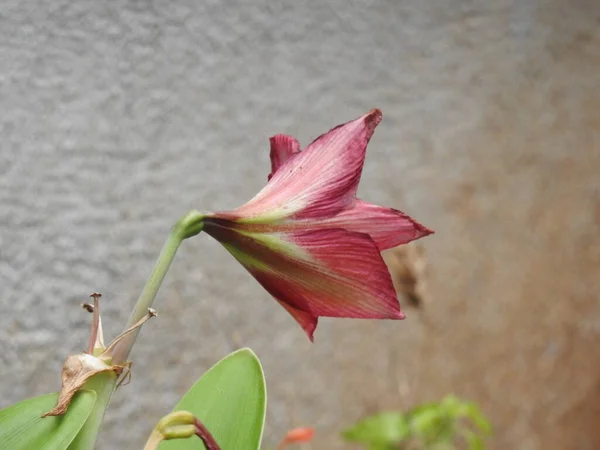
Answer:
[268, 134, 300, 181]
[274, 299, 318, 341]
[321, 199, 434, 250]
[203, 220, 404, 340]
[233, 109, 383, 222]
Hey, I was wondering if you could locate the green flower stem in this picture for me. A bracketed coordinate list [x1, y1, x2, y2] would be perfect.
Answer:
[143, 411, 221, 450]
[53, 211, 205, 450]
[111, 210, 205, 365]
[144, 411, 198, 450]
[109, 230, 182, 365]
[67, 371, 118, 450]
[143, 429, 165, 450]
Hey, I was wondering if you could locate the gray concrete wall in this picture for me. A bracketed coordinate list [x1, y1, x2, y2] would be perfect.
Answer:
[1, 1, 599, 448]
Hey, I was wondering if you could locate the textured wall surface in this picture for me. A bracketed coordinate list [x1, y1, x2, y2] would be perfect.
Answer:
[1, 1, 599, 449]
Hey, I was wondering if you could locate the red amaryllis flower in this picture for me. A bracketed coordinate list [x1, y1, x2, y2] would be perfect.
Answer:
[203, 109, 432, 340]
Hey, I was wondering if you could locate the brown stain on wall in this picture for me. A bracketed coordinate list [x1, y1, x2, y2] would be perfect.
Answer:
[331, 3, 600, 450]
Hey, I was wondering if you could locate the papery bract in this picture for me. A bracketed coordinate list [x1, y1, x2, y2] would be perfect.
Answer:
[203, 109, 432, 340]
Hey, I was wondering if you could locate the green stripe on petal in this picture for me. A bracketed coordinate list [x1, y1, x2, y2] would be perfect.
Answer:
[222, 243, 270, 271]
[223, 229, 313, 270]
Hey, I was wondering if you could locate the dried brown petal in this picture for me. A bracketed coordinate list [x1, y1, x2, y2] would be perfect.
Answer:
[42, 354, 120, 417]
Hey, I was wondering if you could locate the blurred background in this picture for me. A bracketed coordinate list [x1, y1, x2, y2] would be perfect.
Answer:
[1, 0, 599, 448]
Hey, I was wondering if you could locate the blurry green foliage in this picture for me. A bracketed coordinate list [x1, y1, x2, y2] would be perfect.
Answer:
[342, 395, 491, 450]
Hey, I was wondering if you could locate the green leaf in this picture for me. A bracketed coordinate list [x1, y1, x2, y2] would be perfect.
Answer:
[159, 348, 266, 450]
[440, 395, 462, 416]
[0, 391, 97, 450]
[341, 412, 410, 447]
[67, 371, 118, 450]
[410, 406, 454, 443]
[464, 402, 492, 434]
[464, 430, 486, 450]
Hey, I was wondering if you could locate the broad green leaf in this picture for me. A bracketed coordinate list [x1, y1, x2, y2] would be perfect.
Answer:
[159, 348, 266, 450]
[0, 390, 97, 450]
[67, 370, 118, 450]
[341, 412, 410, 447]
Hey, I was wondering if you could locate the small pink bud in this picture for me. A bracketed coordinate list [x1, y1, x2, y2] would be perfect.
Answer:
[284, 427, 315, 443]
[277, 427, 315, 449]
